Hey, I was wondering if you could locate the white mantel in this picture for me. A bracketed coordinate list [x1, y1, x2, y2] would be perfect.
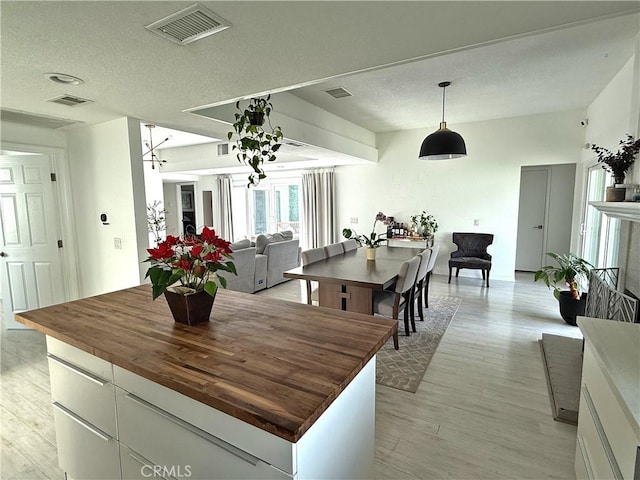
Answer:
[590, 202, 640, 223]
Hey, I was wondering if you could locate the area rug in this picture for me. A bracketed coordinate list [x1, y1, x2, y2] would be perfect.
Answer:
[539, 333, 583, 425]
[376, 296, 461, 393]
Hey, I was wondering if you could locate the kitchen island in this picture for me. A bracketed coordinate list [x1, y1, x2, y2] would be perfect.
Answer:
[16, 285, 396, 480]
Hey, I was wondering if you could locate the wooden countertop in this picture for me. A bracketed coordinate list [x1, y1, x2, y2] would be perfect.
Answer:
[577, 316, 640, 433]
[16, 285, 396, 442]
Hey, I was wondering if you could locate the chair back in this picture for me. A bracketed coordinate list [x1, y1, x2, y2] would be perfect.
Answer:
[415, 249, 432, 282]
[426, 244, 439, 273]
[340, 239, 358, 253]
[324, 243, 344, 257]
[451, 233, 493, 259]
[394, 256, 421, 294]
[301, 247, 327, 266]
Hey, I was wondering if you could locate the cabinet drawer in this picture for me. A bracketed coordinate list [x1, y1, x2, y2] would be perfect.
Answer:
[47, 336, 113, 380]
[48, 354, 117, 437]
[120, 445, 177, 480]
[116, 388, 291, 480]
[52, 402, 120, 480]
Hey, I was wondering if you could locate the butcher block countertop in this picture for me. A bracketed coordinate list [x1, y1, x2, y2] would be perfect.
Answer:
[16, 285, 396, 442]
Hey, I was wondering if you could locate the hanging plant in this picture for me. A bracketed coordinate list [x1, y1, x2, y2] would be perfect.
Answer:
[227, 95, 284, 187]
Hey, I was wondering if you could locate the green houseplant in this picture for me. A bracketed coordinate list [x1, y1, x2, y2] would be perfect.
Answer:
[409, 211, 438, 237]
[343, 212, 389, 260]
[227, 95, 284, 187]
[591, 134, 640, 185]
[534, 252, 593, 325]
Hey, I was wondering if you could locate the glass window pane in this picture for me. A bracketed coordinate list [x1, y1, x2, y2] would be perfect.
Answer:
[253, 190, 268, 235]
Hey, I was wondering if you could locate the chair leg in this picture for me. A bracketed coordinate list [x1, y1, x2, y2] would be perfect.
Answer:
[486, 269, 490, 288]
[455, 267, 460, 278]
[393, 330, 399, 350]
[409, 290, 416, 333]
[424, 272, 431, 309]
[417, 280, 424, 321]
[402, 295, 410, 336]
[448, 266, 452, 283]
[305, 281, 312, 305]
[482, 270, 485, 280]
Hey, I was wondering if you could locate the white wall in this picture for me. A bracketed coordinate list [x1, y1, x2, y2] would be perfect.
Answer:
[66, 117, 146, 297]
[336, 109, 586, 281]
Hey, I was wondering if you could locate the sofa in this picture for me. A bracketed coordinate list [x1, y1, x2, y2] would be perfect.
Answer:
[223, 231, 301, 293]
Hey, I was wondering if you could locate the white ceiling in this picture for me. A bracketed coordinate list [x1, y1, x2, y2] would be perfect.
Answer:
[2, 1, 640, 166]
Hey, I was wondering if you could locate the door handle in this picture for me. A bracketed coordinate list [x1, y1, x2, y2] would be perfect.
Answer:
[0, 252, 7, 257]
[532, 225, 543, 230]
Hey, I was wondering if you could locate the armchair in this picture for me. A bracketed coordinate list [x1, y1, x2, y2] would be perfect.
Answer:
[448, 233, 494, 287]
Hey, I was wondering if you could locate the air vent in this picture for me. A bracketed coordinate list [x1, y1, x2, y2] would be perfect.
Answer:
[217, 143, 229, 156]
[146, 3, 231, 45]
[324, 87, 352, 99]
[285, 142, 303, 148]
[0, 108, 80, 129]
[47, 95, 93, 107]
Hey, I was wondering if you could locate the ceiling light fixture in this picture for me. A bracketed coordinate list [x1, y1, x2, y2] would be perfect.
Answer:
[44, 73, 84, 86]
[143, 124, 169, 169]
[419, 81, 467, 160]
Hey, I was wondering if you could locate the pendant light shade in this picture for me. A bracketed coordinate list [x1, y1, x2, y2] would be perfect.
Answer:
[419, 81, 467, 160]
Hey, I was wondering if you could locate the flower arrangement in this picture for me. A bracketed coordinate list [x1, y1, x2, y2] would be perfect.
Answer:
[144, 226, 237, 300]
[409, 211, 438, 237]
[591, 134, 640, 184]
[342, 212, 389, 248]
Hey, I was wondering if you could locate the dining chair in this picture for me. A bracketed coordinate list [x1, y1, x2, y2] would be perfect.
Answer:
[372, 255, 421, 349]
[324, 243, 344, 257]
[340, 239, 358, 253]
[423, 244, 440, 309]
[301, 247, 327, 305]
[412, 248, 433, 322]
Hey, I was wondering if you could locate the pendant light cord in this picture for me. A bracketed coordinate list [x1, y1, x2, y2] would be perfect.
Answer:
[441, 85, 446, 123]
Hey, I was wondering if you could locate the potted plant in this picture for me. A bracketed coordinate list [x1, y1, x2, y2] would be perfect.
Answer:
[227, 95, 284, 187]
[146, 200, 167, 244]
[144, 226, 237, 325]
[591, 134, 640, 201]
[343, 212, 389, 260]
[534, 252, 593, 326]
[409, 211, 438, 238]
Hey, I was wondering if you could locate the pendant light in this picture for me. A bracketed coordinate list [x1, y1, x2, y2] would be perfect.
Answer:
[143, 124, 169, 169]
[419, 81, 467, 160]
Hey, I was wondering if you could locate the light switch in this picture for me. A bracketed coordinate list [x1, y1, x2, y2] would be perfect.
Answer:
[474, 219, 480, 226]
[114, 237, 122, 249]
[351, 217, 358, 224]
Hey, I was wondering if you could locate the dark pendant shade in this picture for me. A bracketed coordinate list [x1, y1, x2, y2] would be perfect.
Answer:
[419, 122, 467, 160]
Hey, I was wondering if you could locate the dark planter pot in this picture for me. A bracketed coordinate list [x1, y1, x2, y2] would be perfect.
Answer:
[605, 186, 626, 202]
[247, 111, 265, 126]
[164, 289, 215, 325]
[558, 291, 587, 326]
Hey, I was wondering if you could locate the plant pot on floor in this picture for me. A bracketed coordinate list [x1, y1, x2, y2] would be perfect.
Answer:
[558, 291, 587, 326]
[164, 288, 215, 325]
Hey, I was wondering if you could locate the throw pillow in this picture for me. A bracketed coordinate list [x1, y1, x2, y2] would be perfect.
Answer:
[229, 239, 251, 251]
[269, 232, 286, 243]
[281, 230, 293, 240]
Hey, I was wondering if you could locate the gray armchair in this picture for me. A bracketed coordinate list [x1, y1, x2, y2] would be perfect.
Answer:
[448, 233, 494, 287]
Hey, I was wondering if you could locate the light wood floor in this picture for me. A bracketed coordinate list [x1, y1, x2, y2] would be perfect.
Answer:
[0, 273, 581, 479]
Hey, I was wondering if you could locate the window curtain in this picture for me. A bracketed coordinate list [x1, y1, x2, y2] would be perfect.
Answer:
[301, 169, 336, 249]
[215, 175, 234, 241]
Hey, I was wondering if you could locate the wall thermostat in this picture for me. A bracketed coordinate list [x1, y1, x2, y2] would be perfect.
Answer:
[100, 213, 109, 225]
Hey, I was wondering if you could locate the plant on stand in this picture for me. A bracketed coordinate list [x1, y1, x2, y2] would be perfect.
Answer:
[227, 95, 284, 187]
[534, 252, 593, 326]
[591, 135, 640, 201]
[146, 200, 167, 244]
[343, 212, 389, 260]
[144, 227, 237, 325]
[409, 211, 439, 238]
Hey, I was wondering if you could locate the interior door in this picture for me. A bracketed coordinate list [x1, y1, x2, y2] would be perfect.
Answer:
[515, 167, 548, 271]
[0, 154, 66, 329]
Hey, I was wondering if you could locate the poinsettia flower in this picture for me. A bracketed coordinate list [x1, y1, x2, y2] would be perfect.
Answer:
[147, 243, 174, 260]
[190, 245, 204, 258]
[200, 226, 217, 243]
[164, 235, 179, 247]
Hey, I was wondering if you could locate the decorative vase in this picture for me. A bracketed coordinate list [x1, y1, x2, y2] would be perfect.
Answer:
[366, 247, 377, 260]
[164, 288, 215, 325]
[605, 186, 626, 202]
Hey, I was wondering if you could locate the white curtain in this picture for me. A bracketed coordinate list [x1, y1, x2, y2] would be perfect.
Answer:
[215, 175, 234, 241]
[302, 169, 335, 249]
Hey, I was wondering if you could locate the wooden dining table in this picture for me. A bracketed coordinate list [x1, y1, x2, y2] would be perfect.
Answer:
[284, 246, 424, 315]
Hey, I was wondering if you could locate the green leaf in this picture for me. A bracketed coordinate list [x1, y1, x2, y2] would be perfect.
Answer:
[218, 276, 227, 288]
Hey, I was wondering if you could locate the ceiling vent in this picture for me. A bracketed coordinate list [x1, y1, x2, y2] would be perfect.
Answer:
[0, 108, 80, 129]
[47, 94, 93, 107]
[324, 87, 352, 99]
[146, 3, 231, 45]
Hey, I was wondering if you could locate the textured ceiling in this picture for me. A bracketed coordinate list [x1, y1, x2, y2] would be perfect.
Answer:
[1, 1, 639, 146]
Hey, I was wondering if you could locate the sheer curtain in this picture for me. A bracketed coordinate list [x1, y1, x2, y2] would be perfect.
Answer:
[301, 169, 335, 249]
[215, 175, 234, 241]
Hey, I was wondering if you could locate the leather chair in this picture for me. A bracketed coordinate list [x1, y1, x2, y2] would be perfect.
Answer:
[448, 233, 494, 287]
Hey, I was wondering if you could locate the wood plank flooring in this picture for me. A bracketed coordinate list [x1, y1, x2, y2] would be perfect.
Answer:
[0, 273, 581, 479]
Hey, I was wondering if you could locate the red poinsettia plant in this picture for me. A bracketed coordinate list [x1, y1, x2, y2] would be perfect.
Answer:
[144, 226, 237, 300]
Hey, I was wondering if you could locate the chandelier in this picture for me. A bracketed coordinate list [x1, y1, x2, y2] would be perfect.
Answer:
[143, 124, 169, 169]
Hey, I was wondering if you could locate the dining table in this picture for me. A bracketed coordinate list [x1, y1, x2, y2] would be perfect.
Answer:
[283, 245, 424, 315]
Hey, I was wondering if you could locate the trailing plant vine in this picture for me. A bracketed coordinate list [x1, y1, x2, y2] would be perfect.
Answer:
[227, 95, 284, 187]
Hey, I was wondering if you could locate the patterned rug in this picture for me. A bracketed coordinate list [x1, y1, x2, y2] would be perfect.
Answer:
[376, 295, 461, 393]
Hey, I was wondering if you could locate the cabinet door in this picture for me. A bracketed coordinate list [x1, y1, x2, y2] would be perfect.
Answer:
[120, 445, 176, 480]
[52, 402, 120, 480]
[116, 388, 291, 480]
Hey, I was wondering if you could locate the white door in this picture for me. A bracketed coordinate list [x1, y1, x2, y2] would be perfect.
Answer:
[515, 167, 548, 271]
[0, 154, 66, 329]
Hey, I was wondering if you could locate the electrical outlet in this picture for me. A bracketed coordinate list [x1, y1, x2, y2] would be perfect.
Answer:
[350, 217, 358, 224]
[474, 219, 480, 226]
[114, 237, 122, 249]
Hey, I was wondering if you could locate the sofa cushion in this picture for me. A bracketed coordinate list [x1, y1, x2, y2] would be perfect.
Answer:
[281, 230, 293, 240]
[255, 234, 269, 254]
[229, 239, 251, 251]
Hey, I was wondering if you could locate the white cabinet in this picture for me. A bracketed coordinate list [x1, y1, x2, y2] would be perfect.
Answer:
[575, 319, 640, 480]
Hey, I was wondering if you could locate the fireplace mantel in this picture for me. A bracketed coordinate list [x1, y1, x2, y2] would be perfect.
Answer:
[590, 202, 640, 223]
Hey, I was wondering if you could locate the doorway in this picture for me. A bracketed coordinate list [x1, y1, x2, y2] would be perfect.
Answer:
[178, 183, 196, 236]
